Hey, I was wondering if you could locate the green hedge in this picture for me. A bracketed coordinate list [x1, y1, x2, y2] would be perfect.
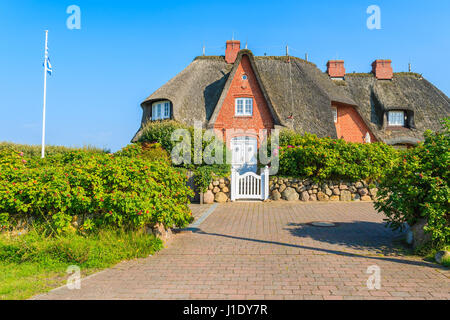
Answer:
[138, 120, 230, 170]
[276, 131, 399, 182]
[0, 142, 108, 158]
[0, 147, 193, 233]
[374, 119, 450, 250]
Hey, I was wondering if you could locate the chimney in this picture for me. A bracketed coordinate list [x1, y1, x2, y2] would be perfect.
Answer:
[225, 40, 240, 64]
[326, 60, 345, 79]
[371, 59, 393, 79]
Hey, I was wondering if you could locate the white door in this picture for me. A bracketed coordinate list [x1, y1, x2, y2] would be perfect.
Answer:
[231, 136, 257, 173]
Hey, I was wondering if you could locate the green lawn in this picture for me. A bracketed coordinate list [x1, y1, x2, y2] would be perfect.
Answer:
[0, 228, 163, 300]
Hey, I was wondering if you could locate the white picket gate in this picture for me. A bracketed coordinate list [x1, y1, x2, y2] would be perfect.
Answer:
[230, 166, 269, 201]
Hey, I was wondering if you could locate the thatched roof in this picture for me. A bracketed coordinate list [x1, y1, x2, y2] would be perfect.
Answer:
[343, 73, 450, 143]
[133, 49, 450, 144]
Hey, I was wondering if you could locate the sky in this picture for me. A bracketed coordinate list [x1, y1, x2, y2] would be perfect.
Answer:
[0, 0, 449, 152]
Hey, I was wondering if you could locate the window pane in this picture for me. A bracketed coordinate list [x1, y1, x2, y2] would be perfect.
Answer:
[332, 108, 337, 122]
[236, 99, 243, 115]
[157, 104, 161, 119]
[164, 102, 170, 118]
[245, 99, 252, 115]
[388, 111, 404, 126]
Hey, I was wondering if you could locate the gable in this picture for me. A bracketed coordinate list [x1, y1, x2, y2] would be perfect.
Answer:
[212, 54, 275, 143]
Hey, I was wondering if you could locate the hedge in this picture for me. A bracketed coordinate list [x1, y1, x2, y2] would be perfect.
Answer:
[374, 118, 450, 249]
[0, 142, 108, 158]
[276, 131, 399, 182]
[0, 147, 193, 233]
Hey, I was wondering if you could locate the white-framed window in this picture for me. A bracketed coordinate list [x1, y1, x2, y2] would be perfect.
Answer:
[331, 107, 337, 123]
[235, 98, 253, 116]
[388, 111, 405, 126]
[152, 101, 170, 120]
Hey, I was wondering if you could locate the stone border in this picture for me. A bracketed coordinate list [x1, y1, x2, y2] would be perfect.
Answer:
[269, 177, 378, 202]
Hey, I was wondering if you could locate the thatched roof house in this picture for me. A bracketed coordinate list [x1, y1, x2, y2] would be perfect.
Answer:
[133, 40, 450, 148]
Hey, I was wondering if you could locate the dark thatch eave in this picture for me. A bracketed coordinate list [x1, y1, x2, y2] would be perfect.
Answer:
[343, 73, 450, 144]
[207, 50, 282, 128]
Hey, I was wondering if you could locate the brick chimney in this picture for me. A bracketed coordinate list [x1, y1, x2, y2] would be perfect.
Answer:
[225, 40, 240, 64]
[326, 60, 345, 79]
[371, 59, 393, 79]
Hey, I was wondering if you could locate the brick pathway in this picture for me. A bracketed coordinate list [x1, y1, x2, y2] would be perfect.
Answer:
[33, 202, 449, 300]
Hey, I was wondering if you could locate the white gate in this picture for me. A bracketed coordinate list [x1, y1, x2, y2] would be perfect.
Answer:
[231, 166, 269, 201]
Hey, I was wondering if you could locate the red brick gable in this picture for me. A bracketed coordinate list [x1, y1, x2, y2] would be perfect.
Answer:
[213, 55, 274, 146]
[333, 102, 377, 143]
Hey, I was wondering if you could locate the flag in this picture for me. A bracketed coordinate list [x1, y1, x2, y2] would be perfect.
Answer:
[46, 58, 52, 75]
[43, 45, 52, 75]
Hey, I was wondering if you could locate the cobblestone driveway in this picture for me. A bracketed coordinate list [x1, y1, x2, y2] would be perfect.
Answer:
[33, 202, 449, 300]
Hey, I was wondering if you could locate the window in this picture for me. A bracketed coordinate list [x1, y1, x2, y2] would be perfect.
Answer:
[388, 111, 405, 126]
[235, 98, 252, 116]
[152, 101, 170, 120]
[332, 107, 337, 123]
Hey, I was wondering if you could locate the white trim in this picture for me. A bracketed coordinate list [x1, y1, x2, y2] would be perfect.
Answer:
[235, 98, 253, 116]
[152, 100, 170, 120]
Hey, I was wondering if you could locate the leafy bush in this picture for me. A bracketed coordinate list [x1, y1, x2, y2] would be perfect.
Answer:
[0, 147, 193, 233]
[277, 131, 399, 182]
[0, 142, 108, 157]
[138, 120, 230, 169]
[374, 118, 450, 250]
[138, 120, 189, 153]
[116, 142, 170, 162]
[194, 165, 231, 193]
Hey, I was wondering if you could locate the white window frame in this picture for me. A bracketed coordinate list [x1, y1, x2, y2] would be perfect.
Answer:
[152, 101, 170, 120]
[388, 111, 405, 126]
[331, 107, 337, 123]
[235, 98, 253, 116]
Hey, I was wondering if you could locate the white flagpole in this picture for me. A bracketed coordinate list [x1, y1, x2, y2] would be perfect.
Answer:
[41, 30, 48, 158]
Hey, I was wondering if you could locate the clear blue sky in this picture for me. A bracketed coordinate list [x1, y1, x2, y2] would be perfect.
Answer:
[1, 0, 449, 152]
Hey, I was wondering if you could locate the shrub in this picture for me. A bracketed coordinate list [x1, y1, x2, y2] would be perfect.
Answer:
[138, 120, 189, 153]
[0, 142, 108, 157]
[277, 131, 399, 182]
[194, 165, 231, 193]
[116, 142, 170, 162]
[0, 147, 194, 233]
[374, 118, 450, 250]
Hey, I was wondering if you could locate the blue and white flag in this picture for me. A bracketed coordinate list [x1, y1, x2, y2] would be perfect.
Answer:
[46, 58, 52, 75]
[43, 45, 52, 75]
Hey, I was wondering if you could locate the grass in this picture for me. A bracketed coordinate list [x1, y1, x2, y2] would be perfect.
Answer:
[0, 227, 163, 300]
[0, 141, 109, 157]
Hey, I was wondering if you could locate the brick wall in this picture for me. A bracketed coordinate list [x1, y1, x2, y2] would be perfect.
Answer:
[334, 103, 377, 143]
[214, 55, 274, 146]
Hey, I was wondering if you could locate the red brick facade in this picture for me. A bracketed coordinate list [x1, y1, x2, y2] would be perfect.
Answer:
[333, 102, 377, 143]
[214, 55, 274, 146]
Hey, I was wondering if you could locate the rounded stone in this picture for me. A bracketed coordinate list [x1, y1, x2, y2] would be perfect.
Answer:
[203, 190, 214, 204]
[282, 187, 299, 201]
[271, 189, 281, 201]
[214, 192, 228, 203]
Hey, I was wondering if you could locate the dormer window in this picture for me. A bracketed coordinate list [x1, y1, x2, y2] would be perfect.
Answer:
[152, 101, 170, 120]
[235, 98, 253, 116]
[388, 111, 405, 126]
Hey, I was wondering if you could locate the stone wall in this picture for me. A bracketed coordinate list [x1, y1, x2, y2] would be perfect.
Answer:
[202, 177, 231, 203]
[270, 177, 377, 202]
